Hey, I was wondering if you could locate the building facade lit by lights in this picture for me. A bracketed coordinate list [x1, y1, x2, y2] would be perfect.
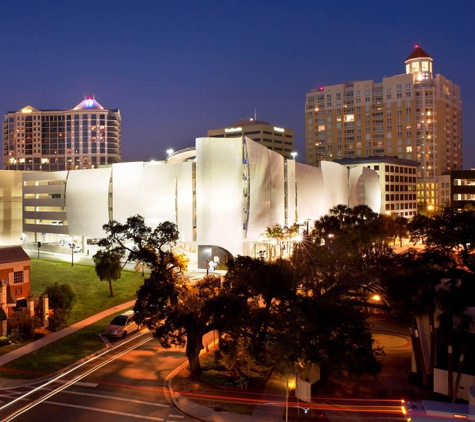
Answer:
[15, 136, 381, 268]
[305, 46, 462, 207]
[2, 96, 121, 171]
[334, 156, 419, 217]
[207, 118, 295, 159]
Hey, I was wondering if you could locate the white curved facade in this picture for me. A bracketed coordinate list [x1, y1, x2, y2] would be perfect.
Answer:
[348, 166, 381, 212]
[20, 136, 382, 263]
[66, 168, 111, 237]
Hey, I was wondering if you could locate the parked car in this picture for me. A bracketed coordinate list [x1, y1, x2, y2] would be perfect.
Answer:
[105, 310, 140, 338]
[72, 244, 82, 253]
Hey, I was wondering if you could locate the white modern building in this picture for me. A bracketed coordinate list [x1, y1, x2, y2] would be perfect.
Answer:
[15, 136, 381, 267]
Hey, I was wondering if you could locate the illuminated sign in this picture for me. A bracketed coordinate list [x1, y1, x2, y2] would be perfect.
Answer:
[85, 99, 94, 108]
[274, 127, 285, 132]
[225, 127, 242, 133]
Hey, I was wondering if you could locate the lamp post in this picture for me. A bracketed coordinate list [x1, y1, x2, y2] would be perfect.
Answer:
[290, 151, 297, 160]
[166, 149, 174, 163]
[69, 243, 75, 266]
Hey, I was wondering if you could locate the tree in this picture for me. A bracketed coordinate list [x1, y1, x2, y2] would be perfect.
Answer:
[409, 209, 475, 273]
[98, 215, 213, 377]
[93, 249, 123, 296]
[42, 282, 76, 331]
[222, 251, 380, 379]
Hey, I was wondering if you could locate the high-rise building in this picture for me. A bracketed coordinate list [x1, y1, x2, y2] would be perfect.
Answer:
[305, 46, 462, 207]
[3, 96, 121, 171]
[207, 118, 295, 158]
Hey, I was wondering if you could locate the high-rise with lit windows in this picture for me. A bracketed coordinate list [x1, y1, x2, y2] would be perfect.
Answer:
[305, 46, 462, 207]
[3, 96, 121, 171]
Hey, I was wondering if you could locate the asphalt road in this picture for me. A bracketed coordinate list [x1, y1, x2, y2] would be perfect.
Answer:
[0, 331, 194, 422]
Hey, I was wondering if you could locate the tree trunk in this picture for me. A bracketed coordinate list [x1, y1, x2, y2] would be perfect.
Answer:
[447, 343, 453, 399]
[109, 280, 114, 297]
[186, 331, 203, 378]
[452, 352, 465, 402]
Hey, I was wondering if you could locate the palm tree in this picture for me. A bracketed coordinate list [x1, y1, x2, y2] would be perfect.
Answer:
[93, 249, 123, 296]
[265, 224, 284, 260]
[329, 204, 351, 225]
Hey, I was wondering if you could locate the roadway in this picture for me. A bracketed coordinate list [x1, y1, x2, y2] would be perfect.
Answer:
[0, 330, 203, 422]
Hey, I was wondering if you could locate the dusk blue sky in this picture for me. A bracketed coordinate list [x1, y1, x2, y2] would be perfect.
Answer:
[1, 0, 474, 167]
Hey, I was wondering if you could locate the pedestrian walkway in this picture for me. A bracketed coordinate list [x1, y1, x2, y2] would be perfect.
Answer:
[0, 300, 135, 367]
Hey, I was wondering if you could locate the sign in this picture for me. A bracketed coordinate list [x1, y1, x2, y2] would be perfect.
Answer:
[296, 377, 311, 402]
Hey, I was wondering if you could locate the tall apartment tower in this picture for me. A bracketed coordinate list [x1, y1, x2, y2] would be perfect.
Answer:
[3, 96, 121, 171]
[305, 46, 462, 207]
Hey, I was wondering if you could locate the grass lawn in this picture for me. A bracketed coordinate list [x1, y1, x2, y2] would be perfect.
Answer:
[0, 313, 123, 379]
[0, 258, 146, 372]
[29, 258, 145, 324]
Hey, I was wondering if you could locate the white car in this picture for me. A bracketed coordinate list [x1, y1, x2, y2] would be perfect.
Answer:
[105, 310, 139, 338]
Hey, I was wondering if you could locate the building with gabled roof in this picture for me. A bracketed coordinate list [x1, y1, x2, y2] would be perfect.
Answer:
[0, 245, 31, 331]
[3, 96, 121, 171]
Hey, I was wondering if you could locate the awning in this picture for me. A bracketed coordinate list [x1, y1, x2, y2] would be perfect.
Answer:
[16, 299, 27, 309]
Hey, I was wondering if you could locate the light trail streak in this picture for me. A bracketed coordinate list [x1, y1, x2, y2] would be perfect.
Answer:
[1, 332, 153, 421]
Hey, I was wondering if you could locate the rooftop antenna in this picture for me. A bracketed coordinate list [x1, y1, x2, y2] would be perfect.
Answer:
[254, 108, 257, 121]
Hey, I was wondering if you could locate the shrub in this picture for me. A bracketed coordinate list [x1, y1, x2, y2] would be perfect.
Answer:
[47, 308, 71, 332]
[43, 282, 76, 310]
[7, 312, 41, 342]
[0, 336, 9, 347]
[42, 282, 76, 330]
[201, 369, 236, 388]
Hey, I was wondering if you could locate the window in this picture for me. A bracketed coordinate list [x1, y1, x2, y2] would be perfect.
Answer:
[14, 271, 23, 284]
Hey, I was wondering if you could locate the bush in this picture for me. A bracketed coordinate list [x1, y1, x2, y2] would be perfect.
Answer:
[42, 282, 76, 330]
[0, 336, 9, 347]
[47, 308, 71, 332]
[201, 369, 237, 388]
[43, 282, 76, 310]
[7, 312, 41, 342]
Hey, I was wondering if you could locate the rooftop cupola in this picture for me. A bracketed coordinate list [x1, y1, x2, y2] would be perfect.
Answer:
[404, 45, 433, 82]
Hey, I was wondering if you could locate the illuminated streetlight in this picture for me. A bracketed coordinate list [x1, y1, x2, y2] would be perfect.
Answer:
[68, 240, 75, 266]
[166, 149, 174, 156]
[290, 151, 297, 160]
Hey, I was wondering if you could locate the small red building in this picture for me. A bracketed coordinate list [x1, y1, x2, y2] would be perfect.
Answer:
[0, 246, 31, 317]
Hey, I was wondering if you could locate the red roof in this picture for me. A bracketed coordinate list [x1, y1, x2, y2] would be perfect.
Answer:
[405, 47, 432, 61]
[0, 246, 30, 265]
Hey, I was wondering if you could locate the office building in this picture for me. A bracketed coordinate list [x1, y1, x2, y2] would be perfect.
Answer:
[3, 96, 121, 171]
[335, 156, 419, 217]
[305, 46, 462, 207]
[208, 118, 294, 158]
[451, 170, 475, 210]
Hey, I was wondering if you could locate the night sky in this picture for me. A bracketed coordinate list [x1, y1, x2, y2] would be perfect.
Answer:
[1, 0, 474, 167]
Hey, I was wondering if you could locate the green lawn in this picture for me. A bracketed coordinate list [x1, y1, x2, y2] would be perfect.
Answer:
[0, 258, 146, 376]
[29, 258, 145, 324]
[0, 315, 118, 379]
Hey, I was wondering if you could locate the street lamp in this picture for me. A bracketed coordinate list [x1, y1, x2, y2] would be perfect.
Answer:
[290, 151, 297, 160]
[285, 375, 296, 422]
[69, 243, 75, 266]
[165, 149, 174, 163]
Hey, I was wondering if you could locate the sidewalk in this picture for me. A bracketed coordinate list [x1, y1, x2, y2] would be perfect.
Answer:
[0, 300, 135, 368]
